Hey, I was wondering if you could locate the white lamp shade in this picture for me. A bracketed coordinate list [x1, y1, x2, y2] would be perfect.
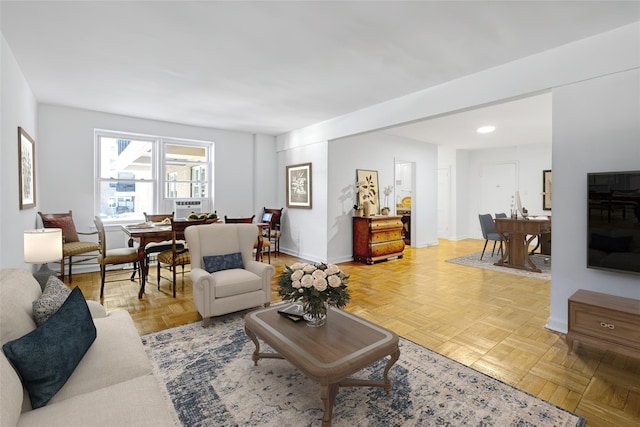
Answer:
[24, 228, 63, 263]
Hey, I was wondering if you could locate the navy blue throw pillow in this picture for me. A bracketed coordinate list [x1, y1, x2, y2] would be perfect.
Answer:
[2, 287, 96, 409]
[203, 252, 244, 273]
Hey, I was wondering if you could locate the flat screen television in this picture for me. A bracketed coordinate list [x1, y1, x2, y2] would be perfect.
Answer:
[587, 171, 640, 275]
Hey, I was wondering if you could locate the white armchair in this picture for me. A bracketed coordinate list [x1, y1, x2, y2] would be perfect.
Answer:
[185, 223, 275, 327]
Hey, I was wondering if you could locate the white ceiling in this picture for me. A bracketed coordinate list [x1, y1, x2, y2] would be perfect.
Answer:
[1, 1, 638, 149]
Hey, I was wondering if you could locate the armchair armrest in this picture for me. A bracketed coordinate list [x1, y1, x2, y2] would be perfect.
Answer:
[245, 260, 275, 276]
[77, 230, 98, 236]
[190, 267, 216, 297]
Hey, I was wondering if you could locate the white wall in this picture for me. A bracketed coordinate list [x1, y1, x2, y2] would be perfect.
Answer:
[278, 22, 640, 333]
[1, 35, 38, 270]
[547, 68, 640, 332]
[327, 132, 438, 263]
[253, 133, 278, 217]
[36, 104, 276, 250]
[277, 141, 328, 262]
[464, 143, 552, 239]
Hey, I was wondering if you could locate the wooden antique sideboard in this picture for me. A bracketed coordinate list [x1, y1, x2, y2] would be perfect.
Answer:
[567, 289, 640, 358]
[353, 216, 405, 264]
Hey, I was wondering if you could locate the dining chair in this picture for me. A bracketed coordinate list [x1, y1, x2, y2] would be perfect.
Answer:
[261, 207, 283, 255]
[93, 216, 140, 298]
[38, 210, 100, 283]
[224, 216, 271, 263]
[478, 214, 503, 260]
[156, 218, 206, 297]
[143, 212, 183, 287]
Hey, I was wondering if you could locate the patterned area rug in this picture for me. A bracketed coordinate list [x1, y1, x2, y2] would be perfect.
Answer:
[446, 251, 551, 280]
[142, 311, 582, 427]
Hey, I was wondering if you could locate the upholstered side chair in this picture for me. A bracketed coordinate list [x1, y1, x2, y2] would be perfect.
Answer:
[185, 223, 275, 327]
[38, 210, 100, 283]
[93, 216, 140, 298]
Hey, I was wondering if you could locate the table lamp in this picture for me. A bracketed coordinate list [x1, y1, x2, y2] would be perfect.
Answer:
[24, 228, 63, 289]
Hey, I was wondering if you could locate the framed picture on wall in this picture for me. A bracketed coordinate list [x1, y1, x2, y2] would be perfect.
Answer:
[286, 162, 312, 208]
[356, 169, 380, 215]
[18, 127, 36, 210]
[542, 169, 552, 210]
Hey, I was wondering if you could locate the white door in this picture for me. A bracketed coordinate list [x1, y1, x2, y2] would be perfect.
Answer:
[480, 162, 517, 216]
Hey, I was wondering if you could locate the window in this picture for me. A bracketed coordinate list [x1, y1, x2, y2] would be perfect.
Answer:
[95, 130, 212, 222]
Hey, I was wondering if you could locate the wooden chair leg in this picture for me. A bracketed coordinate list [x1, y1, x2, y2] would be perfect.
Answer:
[130, 262, 137, 281]
[67, 256, 73, 283]
[172, 264, 177, 298]
[100, 265, 106, 298]
[157, 262, 161, 289]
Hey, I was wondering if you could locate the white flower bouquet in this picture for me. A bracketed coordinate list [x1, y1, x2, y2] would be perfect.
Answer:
[277, 262, 350, 319]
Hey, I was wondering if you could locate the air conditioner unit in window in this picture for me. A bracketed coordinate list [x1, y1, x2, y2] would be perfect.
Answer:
[173, 199, 204, 219]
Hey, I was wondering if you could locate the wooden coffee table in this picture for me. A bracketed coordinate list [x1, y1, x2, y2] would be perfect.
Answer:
[244, 305, 400, 427]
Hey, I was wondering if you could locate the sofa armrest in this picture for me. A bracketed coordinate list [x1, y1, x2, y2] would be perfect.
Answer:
[86, 300, 107, 318]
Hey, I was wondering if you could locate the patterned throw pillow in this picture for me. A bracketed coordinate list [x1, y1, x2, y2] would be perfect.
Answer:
[2, 287, 96, 409]
[33, 276, 72, 326]
[203, 252, 244, 273]
[41, 216, 79, 243]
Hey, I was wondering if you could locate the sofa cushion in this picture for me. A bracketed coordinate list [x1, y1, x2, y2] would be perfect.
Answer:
[0, 269, 41, 345]
[17, 375, 177, 427]
[32, 276, 71, 326]
[0, 355, 23, 427]
[214, 269, 262, 298]
[47, 310, 153, 405]
[41, 215, 79, 243]
[203, 252, 244, 273]
[2, 287, 96, 409]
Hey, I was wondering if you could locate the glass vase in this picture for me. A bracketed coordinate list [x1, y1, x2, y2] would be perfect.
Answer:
[303, 302, 327, 327]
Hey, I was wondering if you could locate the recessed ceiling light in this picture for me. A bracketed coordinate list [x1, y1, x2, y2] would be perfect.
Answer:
[477, 125, 496, 134]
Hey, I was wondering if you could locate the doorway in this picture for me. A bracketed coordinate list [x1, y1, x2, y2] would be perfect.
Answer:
[395, 161, 414, 245]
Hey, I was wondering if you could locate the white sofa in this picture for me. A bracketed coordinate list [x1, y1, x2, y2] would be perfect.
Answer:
[1, 269, 176, 427]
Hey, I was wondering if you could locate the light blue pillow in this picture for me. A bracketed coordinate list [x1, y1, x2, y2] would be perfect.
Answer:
[2, 287, 96, 409]
[203, 252, 244, 273]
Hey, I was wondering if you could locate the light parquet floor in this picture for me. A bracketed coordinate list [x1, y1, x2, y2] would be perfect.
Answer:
[70, 238, 639, 427]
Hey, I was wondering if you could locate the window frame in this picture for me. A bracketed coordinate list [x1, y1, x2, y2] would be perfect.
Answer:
[94, 129, 213, 224]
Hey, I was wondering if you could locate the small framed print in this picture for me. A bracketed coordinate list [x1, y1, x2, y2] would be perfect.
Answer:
[18, 127, 36, 210]
[286, 163, 312, 209]
[542, 170, 552, 211]
[356, 169, 380, 215]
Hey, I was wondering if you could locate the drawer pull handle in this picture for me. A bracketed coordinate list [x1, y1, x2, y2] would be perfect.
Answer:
[599, 322, 615, 330]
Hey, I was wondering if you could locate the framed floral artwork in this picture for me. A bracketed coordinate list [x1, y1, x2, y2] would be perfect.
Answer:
[286, 163, 312, 208]
[356, 169, 380, 215]
[18, 127, 36, 210]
